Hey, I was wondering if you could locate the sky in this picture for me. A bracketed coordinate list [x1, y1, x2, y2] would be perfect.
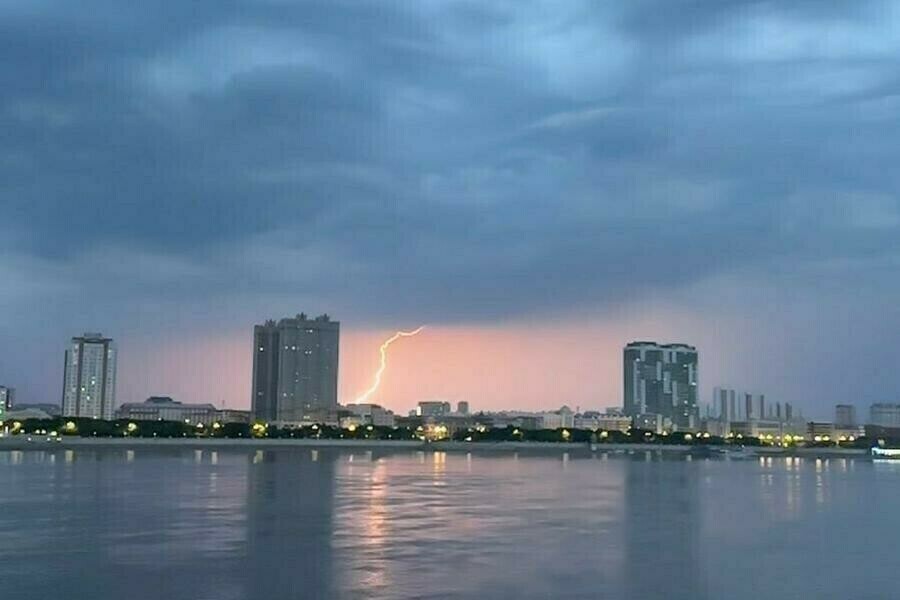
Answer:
[1, 1, 899, 418]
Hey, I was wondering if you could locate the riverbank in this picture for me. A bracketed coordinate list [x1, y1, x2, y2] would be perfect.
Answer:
[0, 436, 872, 458]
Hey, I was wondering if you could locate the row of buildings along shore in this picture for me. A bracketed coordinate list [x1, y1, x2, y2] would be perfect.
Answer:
[2, 319, 900, 441]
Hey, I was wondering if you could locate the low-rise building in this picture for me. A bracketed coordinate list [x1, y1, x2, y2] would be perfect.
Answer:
[116, 397, 217, 424]
[476, 411, 541, 430]
[346, 403, 396, 427]
[415, 401, 451, 418]
[4, 407, 54, 421]
[725, 419, 788, 439]
[633, 413, 665, 434]
[806, 421, 835, 440]
[700, 417, 728, 437]
[833, 425, 864, 441]
[215, 409, 251, 424]
[539, 406, 575, 429]
[574, 411, 632, 432]
[10, 403, 61, 417]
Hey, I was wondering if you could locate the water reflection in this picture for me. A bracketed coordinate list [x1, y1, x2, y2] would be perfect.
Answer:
[1, 449, 899, 600]
[245, 449, 335, 600]
[623, 456, 705, 599]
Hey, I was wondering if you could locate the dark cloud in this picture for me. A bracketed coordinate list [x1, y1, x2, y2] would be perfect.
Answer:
[2, 0, 899, 410]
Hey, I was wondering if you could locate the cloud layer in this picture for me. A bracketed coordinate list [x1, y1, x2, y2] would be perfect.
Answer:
[2, 1, 899, 414]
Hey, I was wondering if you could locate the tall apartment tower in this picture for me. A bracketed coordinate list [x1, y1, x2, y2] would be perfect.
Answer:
[0, 386, 13, 422]
[714, 387, 737, 421]
[624, 341, 699, 429]
[835, 404, 857, 428]
[869, 404, 900, 428]
[62, 333, 117, 419]
[0, 386, 14, 411]
[252, 314, 340, 425]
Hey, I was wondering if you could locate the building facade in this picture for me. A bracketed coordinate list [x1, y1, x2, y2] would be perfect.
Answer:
[252, 314, 340, 425]
[870, 403, 900, 428]
[116, 396, 217, 424]
[10, 403, 61, 417]
[0, 386, 13, 422]
[714, 387, 737, 423]
[574, 411, 632, 433]
[713, 387, 775, 422]
[538, 406, 575, 430]
[633, 412, 665, 434]
[62, 333, 117, 419]
[415, 401, 451, 418]
[835, 404, 857, 428]
[216, 409, 251, 424]
[624, 341, 698, 429]
[344, 403, 396, 427]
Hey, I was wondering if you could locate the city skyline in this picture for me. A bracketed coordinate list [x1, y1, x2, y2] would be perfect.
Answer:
[4, 3, 900, 599]
[0, 324, 888, 422]
[2, 2, 900, 417]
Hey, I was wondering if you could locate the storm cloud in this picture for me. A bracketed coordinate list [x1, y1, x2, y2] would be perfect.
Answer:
[2, 1, 899, 412]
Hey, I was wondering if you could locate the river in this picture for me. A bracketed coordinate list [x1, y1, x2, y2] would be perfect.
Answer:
[1, 447, 896, 599]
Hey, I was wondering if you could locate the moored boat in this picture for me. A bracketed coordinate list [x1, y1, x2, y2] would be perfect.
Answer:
[871, 447, 900, 459]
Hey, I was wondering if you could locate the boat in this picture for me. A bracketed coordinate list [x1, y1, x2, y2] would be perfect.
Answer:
[708, 445, 759, 460]
[871, 447, 900, 459]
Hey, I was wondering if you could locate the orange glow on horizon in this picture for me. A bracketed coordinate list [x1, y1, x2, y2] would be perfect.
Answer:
[351, 326, 425, 405]
[116, 309, 737, 415]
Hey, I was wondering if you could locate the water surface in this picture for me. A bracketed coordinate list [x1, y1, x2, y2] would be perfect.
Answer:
[1, 448, 897, 599]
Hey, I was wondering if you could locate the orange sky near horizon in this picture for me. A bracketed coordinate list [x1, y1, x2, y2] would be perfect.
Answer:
[116, 307, 750, 415]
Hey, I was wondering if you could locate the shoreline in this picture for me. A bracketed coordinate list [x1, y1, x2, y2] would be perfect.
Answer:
[0, 437, 871, 458]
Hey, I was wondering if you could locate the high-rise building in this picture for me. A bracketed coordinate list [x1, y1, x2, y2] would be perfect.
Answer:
[252, 314, 340, 424]
[623, 341, 698, 429]
[62, 333, 117, 419]
[0, 386, 14, 410]
[457, 401, 470, 415]
[744, 392, 754, 420]
[835, 404, 857, 428]
[0, 386, 13, 421]
[870, 403, 900, 428]
[714, 387, 736, 421]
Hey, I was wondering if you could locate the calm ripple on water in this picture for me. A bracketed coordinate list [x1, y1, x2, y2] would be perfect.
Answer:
[1, 447, 899, 600]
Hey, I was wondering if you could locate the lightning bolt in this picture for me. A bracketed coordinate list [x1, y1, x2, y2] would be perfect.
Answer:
[353, 326, 425, 404]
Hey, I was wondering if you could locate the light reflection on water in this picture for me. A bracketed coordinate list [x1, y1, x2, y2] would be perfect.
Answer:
[1, 449, 899, 600]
